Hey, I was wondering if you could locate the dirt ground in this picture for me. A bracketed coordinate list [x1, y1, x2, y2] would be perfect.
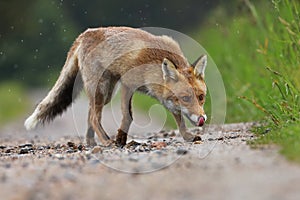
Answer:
[1, 96, 300, 200]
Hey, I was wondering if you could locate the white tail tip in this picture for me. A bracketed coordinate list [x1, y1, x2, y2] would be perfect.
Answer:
[24, 109, 39, 130]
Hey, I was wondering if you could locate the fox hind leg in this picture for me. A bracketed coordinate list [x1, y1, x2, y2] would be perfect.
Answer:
[84, 71, 119, 147]
[86, 83, 112, 146]
[89, 101, 113, 146]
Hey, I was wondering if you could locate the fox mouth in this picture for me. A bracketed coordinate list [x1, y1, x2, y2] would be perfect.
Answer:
[186, 114, 207, 127]
[197, 116, 205, 126]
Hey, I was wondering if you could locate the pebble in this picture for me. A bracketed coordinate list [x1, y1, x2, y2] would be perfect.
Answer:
[125, 140, 141, 148]
[91, 146, 102, 154]
[19, 148, 29, 154]
[0, 145, 7, 149]
[194, 140, 203, 144]
[37, 146, 44, 151]
[54, 154, 64, 160]
[5, 149, 12, 153]
[176, 148, 188, 155]
[66, 149, 76, 154]
[19, 143, 33, 148]
[67, 141, 76, 148]
[151, 141, 167, 149]
[78, 144, 84, 151]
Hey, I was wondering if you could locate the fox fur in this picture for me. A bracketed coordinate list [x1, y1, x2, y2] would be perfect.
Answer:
[25, 27, 207, 147]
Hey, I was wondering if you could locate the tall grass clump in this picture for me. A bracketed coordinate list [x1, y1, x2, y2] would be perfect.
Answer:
[249, 0, 300, 162]
[194, 0, 300, 161]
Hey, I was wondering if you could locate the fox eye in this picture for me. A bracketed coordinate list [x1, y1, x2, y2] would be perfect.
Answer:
[199, 94, 205, 101]
[181, 96, 191, 102]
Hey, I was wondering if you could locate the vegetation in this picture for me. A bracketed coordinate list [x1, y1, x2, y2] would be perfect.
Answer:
[251, 0, 300, 162]
[195, 0, 300, 162]
[0, 82, 29, 125]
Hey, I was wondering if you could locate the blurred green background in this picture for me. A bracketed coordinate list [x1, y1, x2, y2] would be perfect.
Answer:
[0, 0, 299, 161]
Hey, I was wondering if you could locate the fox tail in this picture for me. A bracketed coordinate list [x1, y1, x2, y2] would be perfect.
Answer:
[24, 42, 82, 130]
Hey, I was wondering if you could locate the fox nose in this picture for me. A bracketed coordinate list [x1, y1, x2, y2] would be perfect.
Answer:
[197, 115, 207, 126]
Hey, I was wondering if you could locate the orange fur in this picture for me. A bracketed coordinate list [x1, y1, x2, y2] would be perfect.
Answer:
[25, 27, 207, 146]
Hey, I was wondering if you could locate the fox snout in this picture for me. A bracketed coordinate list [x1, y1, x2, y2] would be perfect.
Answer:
[189, 114, 207, 127]
[197, 115, 207, 126]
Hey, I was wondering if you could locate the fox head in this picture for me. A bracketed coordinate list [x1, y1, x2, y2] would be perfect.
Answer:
[161, 55, 207, 126]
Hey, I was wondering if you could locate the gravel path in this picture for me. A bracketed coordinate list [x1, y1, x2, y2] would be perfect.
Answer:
[1, 95, 300, 200]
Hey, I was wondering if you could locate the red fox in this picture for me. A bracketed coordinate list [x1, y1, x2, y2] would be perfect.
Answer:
[24, 27, 207, 147]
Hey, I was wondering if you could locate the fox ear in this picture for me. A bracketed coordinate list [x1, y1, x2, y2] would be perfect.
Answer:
[193, 54, 207, 79]
[162, 58, 178, 81]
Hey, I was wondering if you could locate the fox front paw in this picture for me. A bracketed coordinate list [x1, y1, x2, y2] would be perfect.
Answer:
[182, 132, 202, 142]
[116, 129, 128, 147]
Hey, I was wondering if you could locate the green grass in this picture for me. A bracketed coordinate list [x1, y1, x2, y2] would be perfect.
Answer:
[193, 0, 300, 162]
[252, 124, 300, 163]
[192, 1, 272, 123]
[0, 81, 29, 125]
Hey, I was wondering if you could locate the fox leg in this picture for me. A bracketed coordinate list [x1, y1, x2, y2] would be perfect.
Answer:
[85, 83, 114, 146]
[89, 102, 113, 146]
[116, 85, 133, 147]
[84, 70, 118, 147]
[86, 108, 97, 147]
[173, 113, 202, 142]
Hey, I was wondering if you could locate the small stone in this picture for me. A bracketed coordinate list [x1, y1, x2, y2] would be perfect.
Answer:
[151, 141, 167, 149]
[263, 128, 271, 134]
[91, 146, 102, 154]
[144, 147, 150, 152]
[78, 144, 84, 151]
[19, 148, 29, 154]
[66, 149, 75, 153]
[193, 135, 202, 142]
[54, 154, 64, 160]
[67, 141, 75, 148]
[19, 143, 33, 148]
[5, 149, 12, 153]
[0, 145, 7, 149]
[176, 148, 188, 155]
[134, 145, 145, 152]
[125, 140, 141, 148]
[194, 140, 203, 144]
[37, 146, 44, 151]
